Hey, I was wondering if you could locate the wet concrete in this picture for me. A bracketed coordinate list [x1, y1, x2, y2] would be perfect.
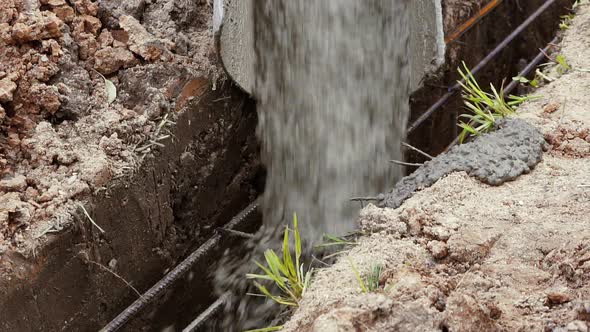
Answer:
[217, 0, 445, 95]
[381, 119, 546, 209]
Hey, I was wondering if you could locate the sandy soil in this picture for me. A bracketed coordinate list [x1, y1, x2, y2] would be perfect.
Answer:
[282, 3, 590, 332]
[0, 0, 220, 257]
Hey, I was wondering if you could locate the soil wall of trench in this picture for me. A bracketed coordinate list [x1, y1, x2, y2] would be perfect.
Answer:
[0, 88, 261, 332]
[0, 1, 262, 331]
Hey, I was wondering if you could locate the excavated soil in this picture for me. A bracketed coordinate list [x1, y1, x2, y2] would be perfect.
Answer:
[0, 0, 221, 256]
[282, 3, 590, 332]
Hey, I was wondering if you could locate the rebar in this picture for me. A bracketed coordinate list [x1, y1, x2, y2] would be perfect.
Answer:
[402, 142, 434, 159]
[100, 199, 260, 332]
[217, 227, 256, 239]
[182, 293, 229, 332]
[444, 36, 560, 151]
[408, 0, 558, 134]
[445, 0, 504, 45]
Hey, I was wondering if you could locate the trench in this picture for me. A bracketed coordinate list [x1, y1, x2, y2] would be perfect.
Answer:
[0, 0, 571, 331]
[406, 0, 571, 164]
[118, 1, 570, 331]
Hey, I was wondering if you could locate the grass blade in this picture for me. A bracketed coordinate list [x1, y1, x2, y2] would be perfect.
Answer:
[348, 257, 367, 293]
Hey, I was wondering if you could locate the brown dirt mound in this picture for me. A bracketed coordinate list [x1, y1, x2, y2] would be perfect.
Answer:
[0, 0, 221, 256]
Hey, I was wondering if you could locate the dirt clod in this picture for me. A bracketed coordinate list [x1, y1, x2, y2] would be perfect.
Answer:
[546, 292, 572, 307]
[119, 15, 174, 62]
[0, 175, 27, 192]
[11, 11, 63, 43]
[544, 101, 561, 114]
[443, 292, 499, 331]
[427, 240, 448, 260]
[0, 78, 17, 102]
[94, 46, 138, 74]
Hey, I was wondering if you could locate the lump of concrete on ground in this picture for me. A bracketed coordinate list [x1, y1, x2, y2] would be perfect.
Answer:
[380, 118, 546, 209]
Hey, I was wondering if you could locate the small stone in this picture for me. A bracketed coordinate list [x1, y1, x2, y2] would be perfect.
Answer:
[119, 108, 137, 120]
[76, 34, 98, 60]
[111, 30, 129, 47]
[24, 187, 39, 201]
[51, 5, 75, 23]
[0, 175, 27, 192]
[0, 192, 21, 219]
[29, 83, 61, 114]
[97, 29, 114, 48]
[80, 155, 112, 187]
[544, 102, 560, 114]
[38, 186, 59, 203]
[546, 292, 572, 307]
[74, 15, 101, 35]
[46, 0, 67, 6]
[427, 240, 448, 259]
[73, 0, 99, 16]
[423, 225, 451, 241]
[0, 78, 17, 102]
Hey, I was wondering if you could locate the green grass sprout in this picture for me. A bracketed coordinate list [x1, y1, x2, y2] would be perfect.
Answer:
[348, 258, 383, 293]
[457, 62, 535, 143]
[246, 213, 312, 307]
[315, 234, 358, 249]
[555, 54, 571, 74]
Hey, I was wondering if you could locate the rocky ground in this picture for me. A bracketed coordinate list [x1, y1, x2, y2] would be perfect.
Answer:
[281, 3, 590, 332]
[0, 0, 221, 256]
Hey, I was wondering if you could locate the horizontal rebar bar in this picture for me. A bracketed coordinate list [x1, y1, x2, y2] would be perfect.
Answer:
[407, 0, 558, 134]
[100, 198, 260, 332]
[390, 160, 424, 167]
[182, 293, 229, 332]
[217, 227, 256, 239]
[504, 36, 559, 93]
[402, 142, 434, 160]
